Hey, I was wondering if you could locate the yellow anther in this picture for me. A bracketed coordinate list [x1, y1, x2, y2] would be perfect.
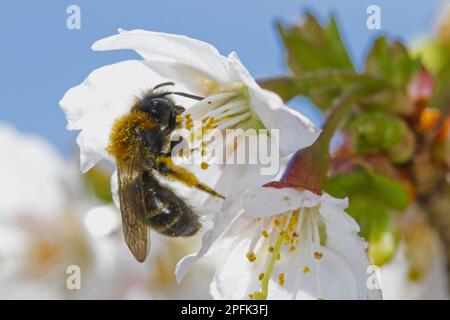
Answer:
[288, 211, 299, 231]
[261, 230, 269, 238]
[274, 219, 280, 226]
[314, 251, 323, 260]
[205, 117, 217, 129]
[289, 246, 296, 253]
[303, 266, 310, 273]
[250, 216, 287, 301]
[258, 273, 265, 281]
[278, 273, 285, 286]
[176, 115, 183, 123]
[276, 253, 281, 261]
[279, 231, 292, 243]
[246, 252, 256, 262]
[200, 162, 209, 170]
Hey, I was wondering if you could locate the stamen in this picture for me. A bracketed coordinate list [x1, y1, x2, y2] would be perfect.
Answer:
[278, 273, 285, 286]
[312, 212, 323, 299]
[250, 216, 288, 300]
[200, 162, 209, 170]
[247, 220, 265, 260]
[246, 252, 256, 263]
[188, 92, 236, 119]
[199, 98, 247, 121]
[214, 111, 252, 130]
[250, 210, 302, 300]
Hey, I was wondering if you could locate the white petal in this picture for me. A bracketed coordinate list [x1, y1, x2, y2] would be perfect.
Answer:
[175, 198, 244, 283]
[210, 237, 257, 299]
[319, 197, 382, 299]
[92, 29, 231, 83]
[243, 187, 320, 217]
[281, 246, 361, 300]
[320, 193, 360, 235]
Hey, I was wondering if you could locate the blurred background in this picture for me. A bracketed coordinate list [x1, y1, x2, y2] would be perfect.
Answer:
[0, 0, 449, 299]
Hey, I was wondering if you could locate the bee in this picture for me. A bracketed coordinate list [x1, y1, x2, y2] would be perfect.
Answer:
[107, 82, 224, 262]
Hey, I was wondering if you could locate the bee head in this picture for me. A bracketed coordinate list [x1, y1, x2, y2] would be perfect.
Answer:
[140, 96, 185, 128]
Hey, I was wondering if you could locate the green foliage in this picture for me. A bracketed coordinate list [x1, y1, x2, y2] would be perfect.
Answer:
[365, 37, 420, 89]
[325, 168, 408, 264]
[277, 13, 354, 74]
[268, 11, 448, 266]
[362, 37, 421, 114]
[350, 112, 406, 155]
[270, 14, 422, 115]
[276, 14, 354, 110]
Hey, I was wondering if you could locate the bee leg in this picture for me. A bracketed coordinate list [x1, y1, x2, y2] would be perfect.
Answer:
[155, 156, 225, 199]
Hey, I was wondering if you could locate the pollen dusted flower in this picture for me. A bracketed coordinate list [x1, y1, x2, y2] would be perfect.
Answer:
[177, 186, 382, 300]
[59, 29, 319, 204]
[177, 187, 381, 299]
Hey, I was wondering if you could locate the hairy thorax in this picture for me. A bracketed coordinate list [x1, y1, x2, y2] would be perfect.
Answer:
[106, 110, 156, 163]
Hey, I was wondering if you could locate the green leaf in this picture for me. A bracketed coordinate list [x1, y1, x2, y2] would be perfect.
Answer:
[325, 167, 409, 214]
[362, 36, 422, 114]
[366, 37, 420, 88]
[278, 13, 354, 74]
[350, 111, 406, 155]
[369, 172, 409, 210]
[276, 14, 354, 110]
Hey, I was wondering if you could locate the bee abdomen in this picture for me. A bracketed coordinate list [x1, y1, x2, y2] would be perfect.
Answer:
[141, 172, 201, 237]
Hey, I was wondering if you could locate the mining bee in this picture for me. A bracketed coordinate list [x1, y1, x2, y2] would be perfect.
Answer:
[107, 82, 224, 262]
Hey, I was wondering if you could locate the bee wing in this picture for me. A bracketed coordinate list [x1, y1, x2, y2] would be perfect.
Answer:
[117, 140, 151, 262]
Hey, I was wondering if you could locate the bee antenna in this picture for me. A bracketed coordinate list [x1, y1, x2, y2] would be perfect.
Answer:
[164, 91, 205, 101]
[153, 82, 175, 90]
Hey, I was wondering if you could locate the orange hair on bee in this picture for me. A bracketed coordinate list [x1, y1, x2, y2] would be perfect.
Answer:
[106, 110, 156, 163]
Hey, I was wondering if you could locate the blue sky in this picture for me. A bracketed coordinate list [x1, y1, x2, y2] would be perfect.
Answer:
[0, 0, 445, 156]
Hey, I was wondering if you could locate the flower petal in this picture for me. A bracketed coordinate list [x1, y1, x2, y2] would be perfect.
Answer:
[175, 197, 244, 283]
[210, 237, 257, 299]
[92, 29, 231, 83]
[243, 187, 320, 217]
[319, 195, 382, 300]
